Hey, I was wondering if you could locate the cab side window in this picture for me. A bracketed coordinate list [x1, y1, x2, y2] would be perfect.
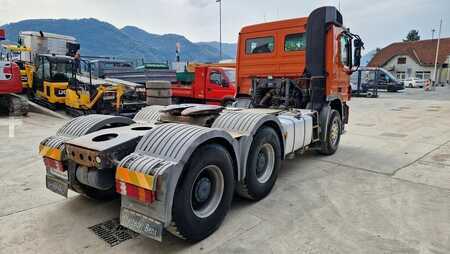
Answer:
[210, 72, 222, 85]
[246, 37, 274, 54]
[285, 33, 306, 52]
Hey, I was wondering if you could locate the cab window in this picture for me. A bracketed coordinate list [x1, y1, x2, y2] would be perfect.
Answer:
[340, 35, 351, 67]
[210, 72, 222, 85]
[246, 37, 274, 54]
[285, 33, 306, 52]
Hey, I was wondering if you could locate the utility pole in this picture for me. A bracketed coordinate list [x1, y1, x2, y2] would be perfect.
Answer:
[338, 0, 341, 12]
[432, 19, 442, 90]
[447, 57, 450, 87]
[216, 0, 222, 61]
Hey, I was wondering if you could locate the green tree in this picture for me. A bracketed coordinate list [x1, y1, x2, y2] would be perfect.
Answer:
[404, 30, 420, 42]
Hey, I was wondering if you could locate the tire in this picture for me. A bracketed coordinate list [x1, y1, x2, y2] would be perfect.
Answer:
[238, 127, 281, 201]
[409, 84, 413, 88]
[318, 110, 342, 156]
[170, 144, 235, 242]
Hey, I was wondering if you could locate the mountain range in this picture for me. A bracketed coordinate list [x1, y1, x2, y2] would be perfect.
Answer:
[1, 18, 237, 63]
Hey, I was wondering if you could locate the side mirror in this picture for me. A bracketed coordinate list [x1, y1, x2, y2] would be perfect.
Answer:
[221, 79, 229, 87]
[353, 38, 364, 68]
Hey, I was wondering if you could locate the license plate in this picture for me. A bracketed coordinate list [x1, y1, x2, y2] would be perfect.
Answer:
[46, 175, 68, 198]
[120, 208, 163, 241]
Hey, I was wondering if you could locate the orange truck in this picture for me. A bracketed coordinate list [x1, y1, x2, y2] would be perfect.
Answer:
[39, 6, 363, 242]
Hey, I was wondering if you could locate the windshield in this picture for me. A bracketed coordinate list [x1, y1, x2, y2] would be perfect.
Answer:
[224, 69, 236, 83]
[41, 57, 74, 82]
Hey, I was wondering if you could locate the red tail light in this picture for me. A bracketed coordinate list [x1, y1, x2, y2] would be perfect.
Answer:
[116, 180, 156, 204]
[43, 157, 65, 172]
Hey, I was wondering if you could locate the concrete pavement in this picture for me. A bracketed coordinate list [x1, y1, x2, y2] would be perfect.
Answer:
[0, 87, 449, 253]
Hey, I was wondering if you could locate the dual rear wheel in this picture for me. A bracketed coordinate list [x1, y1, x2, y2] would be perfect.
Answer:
[171, 127, 282, 241]
[171, 113, 341, 241]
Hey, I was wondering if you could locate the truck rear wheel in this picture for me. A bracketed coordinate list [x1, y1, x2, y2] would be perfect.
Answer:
[238, 127, 281, 201]
[318, 109, 341, 155]
[170, 144, 234, 242]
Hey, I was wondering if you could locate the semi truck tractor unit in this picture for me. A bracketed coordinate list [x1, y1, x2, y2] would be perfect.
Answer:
[39, 6, 363, 242]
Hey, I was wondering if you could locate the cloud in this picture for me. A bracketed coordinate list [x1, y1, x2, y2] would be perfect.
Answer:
[187, 0, 211, 8]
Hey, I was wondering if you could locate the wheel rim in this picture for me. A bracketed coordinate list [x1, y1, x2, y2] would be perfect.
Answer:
[190, 165, 224, 218]
[329, 118, 340, 147]
[255, 144, 275, 184]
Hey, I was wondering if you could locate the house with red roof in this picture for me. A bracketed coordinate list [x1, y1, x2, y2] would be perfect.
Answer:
[368, 38, 450, 84]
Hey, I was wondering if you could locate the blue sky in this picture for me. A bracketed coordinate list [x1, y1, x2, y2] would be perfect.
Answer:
[1, 0, 449, 51]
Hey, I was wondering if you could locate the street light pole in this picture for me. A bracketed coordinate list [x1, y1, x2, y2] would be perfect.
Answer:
[432, 19, 442, 89]
[217, 0, 222, 60]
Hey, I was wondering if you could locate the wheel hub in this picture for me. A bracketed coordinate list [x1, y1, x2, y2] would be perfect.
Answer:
[194, 177, 212, 203]
[256, 151, 267, 173]
[329, 119, 339, 147]
[255, 144, 275, 184]
[190, 165, 224, 218]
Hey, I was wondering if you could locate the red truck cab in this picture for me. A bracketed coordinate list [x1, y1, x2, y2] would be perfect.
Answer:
[172, 66, 237, 106]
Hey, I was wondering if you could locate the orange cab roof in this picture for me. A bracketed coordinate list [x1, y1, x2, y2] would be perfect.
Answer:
[240, 17, 308, 34]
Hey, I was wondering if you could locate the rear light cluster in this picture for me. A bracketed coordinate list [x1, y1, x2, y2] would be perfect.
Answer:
[43, 157, 65, 172]
[116, 180, 156, 204]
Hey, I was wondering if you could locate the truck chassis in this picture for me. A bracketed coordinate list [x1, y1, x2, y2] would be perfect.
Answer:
[40, 103, 340, 242]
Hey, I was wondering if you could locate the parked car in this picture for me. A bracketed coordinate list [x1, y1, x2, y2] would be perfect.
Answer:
[403, 78, 426, 88]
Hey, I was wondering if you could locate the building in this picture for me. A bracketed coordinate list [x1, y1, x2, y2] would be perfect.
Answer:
[368, 38, 450, 84]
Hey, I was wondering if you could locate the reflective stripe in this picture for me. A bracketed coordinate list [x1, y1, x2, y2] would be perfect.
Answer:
[116, 167, 154, 191]
[39, 145, 62, 161]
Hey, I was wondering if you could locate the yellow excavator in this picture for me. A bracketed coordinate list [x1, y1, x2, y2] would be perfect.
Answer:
[64, 59, 146, 116]
[30, 54, 73, 108]
[28, 54, 146, 115]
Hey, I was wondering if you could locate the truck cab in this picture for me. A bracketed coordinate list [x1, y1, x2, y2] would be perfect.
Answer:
[236, 8, 363, 128]
[172, 66, 236, 105]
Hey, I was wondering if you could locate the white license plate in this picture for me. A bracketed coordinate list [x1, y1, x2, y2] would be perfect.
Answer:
[120, 208, 163, 241]
[46, 175, 68, 198]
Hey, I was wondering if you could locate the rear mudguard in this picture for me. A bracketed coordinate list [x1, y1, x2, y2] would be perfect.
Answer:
[39, 106, 166, 161]
[211, 110, 285, 180]
[40, 114, 134, 161]
[118, 123, 239, 226]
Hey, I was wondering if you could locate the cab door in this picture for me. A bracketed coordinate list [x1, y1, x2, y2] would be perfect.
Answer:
[205, 68, 234, 104]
